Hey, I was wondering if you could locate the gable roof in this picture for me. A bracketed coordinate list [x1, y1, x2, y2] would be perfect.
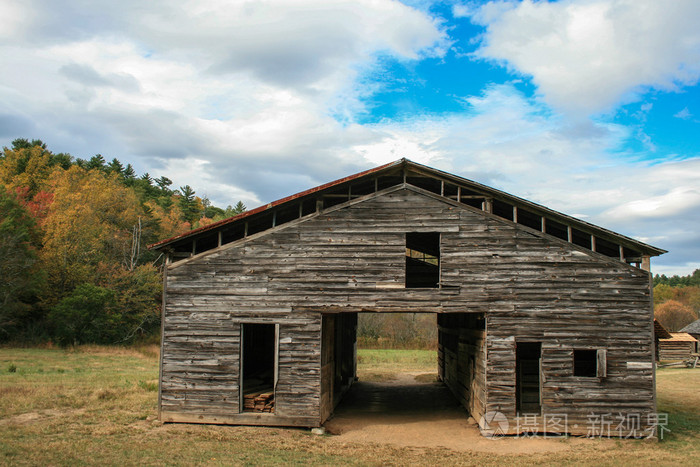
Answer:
[680, 319, 700, 335]
[655, 319, 673, 339]
[149, 159, 666, 264]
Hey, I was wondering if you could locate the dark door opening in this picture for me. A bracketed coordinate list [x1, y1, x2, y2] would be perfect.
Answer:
[516, 342, 541, 414]
[406, 232, 440, 288]
[241, 323, 277, 413]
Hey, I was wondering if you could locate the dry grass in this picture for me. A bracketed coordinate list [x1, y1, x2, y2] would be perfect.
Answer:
[0, 347, 698, 466]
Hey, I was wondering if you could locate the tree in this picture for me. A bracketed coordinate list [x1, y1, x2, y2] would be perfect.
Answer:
[107, 158, 124, 176]
[155, 176, 173, 192]
[86, 154, 106, 171]
[40, 167, 142, 303]
[655, 300, 697, 332]
[653, 284, 675, 305]
[47, 284, 118, 345]
[224, 201, 247, 217]
[0, 143, 56, 196]
[0, 187, 44, 339]
[178, 185, 200, 224]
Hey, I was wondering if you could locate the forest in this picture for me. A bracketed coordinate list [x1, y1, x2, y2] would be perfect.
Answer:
[0, 138, 245, 345]
[2, 138, 699, 346]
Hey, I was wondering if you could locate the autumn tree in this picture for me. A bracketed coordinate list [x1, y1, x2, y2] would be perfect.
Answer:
[40, 166, 143, 302]
[655, 300, 698, 331]
[0, 140, 56, 196]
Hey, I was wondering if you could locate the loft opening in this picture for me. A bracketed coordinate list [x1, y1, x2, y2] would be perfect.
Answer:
[241, 323, 277, 414]
[406, 232, 440, 288]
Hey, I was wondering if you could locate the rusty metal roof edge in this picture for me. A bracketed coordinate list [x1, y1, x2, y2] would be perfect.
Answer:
[148, 158, 405, 250]
[149, 157, 666, 256]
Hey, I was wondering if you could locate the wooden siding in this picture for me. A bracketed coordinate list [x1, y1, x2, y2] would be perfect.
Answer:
[160, 186, 654, 434]
[438, 313, 486, 423]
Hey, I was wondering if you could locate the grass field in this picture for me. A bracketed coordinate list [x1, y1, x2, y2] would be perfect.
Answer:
[1, 347, 699, 466]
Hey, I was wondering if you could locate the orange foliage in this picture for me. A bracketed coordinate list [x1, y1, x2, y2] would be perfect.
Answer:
[655, 300, 698, 332]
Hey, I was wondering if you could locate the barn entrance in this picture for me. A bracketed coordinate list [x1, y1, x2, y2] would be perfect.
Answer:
[321, 311, 486, 429]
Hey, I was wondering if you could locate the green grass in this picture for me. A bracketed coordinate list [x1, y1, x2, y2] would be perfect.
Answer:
[0, 347, 699, 466]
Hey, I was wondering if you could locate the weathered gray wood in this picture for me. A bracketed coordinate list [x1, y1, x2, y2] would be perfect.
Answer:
[159, 187, 655, 436]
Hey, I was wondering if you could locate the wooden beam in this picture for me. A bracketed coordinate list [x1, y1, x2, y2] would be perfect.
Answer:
[244, 222, 248, 237]
[217, 231, 222, 248]
[567, 226, 573, 242]
[591, 235, 596, 252]
[541, 216, 546, 233]
[641, 255, 651, 272]
[619, 245, 624, 262]
[513, 206, 518, 223]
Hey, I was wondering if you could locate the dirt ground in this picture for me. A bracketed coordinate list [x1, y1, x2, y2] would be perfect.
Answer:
[324, 372, 598, 454]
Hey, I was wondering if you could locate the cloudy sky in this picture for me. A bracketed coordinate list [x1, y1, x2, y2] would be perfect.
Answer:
[1, 0, 699, 275]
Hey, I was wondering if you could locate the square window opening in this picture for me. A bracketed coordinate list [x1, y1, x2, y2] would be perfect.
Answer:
[406, 232, 440, 288]
[573, 349, 598, 377]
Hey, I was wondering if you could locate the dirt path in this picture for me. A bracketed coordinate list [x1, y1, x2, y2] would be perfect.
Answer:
[324, 372, 595, 454]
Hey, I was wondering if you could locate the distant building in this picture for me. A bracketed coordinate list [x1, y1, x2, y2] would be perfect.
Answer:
[680, 319, 700, 352]
[658, 333, 698, 361]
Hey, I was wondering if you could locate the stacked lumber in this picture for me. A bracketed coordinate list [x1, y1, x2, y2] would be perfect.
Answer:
[243, 392, 275, 413]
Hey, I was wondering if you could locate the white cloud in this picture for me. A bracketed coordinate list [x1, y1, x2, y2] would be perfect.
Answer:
[462, 0, 700, 116]
[674, 107, 692, 119]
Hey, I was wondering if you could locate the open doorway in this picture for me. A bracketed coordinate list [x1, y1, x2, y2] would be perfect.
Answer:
[241, 323, 277, 413]
[325, 312, 486, 431]
[516, 342, 542, 414]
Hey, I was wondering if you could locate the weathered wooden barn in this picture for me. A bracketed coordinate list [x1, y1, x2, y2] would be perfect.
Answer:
[151, 159, 666, 437]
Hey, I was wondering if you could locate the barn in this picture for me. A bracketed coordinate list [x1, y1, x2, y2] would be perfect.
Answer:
[150, 159, 666, 437]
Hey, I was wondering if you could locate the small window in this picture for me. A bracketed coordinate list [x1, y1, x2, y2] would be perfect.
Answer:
[574, 349, 606, 377]
[406, 232, 440, 288]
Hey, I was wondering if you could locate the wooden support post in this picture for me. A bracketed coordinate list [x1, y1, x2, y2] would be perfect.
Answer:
[591, 235, 596, 252]
[374, 177, 378, 193]
[484, 198, 493, 214]
[218, 231, 222, 248]
[348, 185, 351, 201]
[298, 202, 303, 218]
[316, 199, 323, 213]
[513, 206, 518, 223]
[244, 222, 248, 237]
[567, 226, 572, 242]
[440, 180, 444, 197]
[457, 186, 462, 204]
[541, 216, 546, 233]
[619, 245, 624, 262]
[641, 255, 651, 272]
[272, 211, 276, 228]
[191, 240, 196, 257]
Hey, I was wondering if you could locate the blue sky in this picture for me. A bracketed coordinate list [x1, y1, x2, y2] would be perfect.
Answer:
[1, 0, 699, 275]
